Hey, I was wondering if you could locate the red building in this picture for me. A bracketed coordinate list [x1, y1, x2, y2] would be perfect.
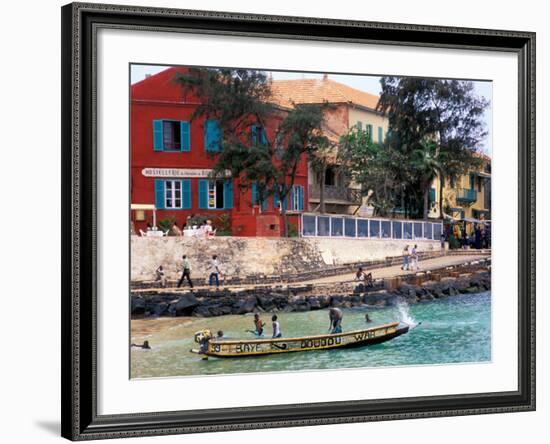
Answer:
[131, 67, 307, 236]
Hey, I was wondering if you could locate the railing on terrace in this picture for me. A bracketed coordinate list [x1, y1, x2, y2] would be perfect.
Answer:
[308, 185, 362, 203]
[457, 188, 477, 203]
[301, 213, 443, 241]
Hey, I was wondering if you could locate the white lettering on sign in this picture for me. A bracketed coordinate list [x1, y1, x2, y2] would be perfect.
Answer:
[141, 168, 231, 178]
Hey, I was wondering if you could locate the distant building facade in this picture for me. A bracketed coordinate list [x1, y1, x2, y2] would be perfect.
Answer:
[270, 75, 388, 216]
[428, 154, 492, 221]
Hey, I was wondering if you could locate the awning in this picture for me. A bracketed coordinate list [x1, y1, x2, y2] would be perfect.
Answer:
[462, 217, 491, 224]
[131, 204, 156, 211]
[473, 171, 491, 178]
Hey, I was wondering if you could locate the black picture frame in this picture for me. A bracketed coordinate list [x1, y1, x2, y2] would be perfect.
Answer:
[61, 2, 536, 440]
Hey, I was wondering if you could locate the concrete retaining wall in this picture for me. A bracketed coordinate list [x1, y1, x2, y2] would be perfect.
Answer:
[131, 236, 441, 282]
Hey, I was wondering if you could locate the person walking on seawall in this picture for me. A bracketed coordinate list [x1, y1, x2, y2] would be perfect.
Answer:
[328, 307, 343, 334]
[272, 315, 282, 338]
[208, 254, 221, 288]
[155, 265, 167, 288]
[177, 255, 193, 289]
[401, 245, 410, 271]
[411, 244, 420, 271]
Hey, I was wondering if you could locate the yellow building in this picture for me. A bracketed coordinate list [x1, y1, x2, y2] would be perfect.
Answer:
[428, 154, 491, 223]
[271, 75, 388, 215]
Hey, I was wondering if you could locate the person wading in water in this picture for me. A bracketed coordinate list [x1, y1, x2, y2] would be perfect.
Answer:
[328, 307, 343, 334]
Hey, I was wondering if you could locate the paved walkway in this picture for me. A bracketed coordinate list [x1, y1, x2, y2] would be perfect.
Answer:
[134, 253, 490, 293]
[305, 253, 490, 285]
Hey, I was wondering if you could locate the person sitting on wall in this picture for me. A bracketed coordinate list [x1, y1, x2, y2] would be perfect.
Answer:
[203, 220, 214, 237]
[155, 265, 167, 288]
[365, 272, 374, 288]
[171, 221, 183, 237]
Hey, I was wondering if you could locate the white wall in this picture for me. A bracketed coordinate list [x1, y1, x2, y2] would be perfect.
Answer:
[0, 0, 546, 443]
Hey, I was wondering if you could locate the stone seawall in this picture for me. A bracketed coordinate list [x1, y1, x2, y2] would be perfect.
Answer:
[131, 260, 490, 318]
[131, 236, 441, 283]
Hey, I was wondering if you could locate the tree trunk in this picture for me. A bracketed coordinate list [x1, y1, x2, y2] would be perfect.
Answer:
[320, 164, 326, 214]
[438, 174, 444, 220]
[281, 203, 288, 237]
[423, 186, 429, 220]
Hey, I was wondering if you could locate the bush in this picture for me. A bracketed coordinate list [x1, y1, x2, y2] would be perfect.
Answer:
[186, 214, 208, 228]
[157, 217, 175, 233]
[448, 234, 460, 249]
[214, 214, 232, 235]
[287, 222, 299, 238]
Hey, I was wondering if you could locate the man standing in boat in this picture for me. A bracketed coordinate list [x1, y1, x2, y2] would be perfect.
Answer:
[329, 307, 343, 334]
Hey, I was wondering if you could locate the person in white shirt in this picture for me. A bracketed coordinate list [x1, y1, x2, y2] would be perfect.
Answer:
[177, 255, 193, 289]
[202, 220, 214, 238]
[272, 315, 282, 338]
[208, 255, 221, 288]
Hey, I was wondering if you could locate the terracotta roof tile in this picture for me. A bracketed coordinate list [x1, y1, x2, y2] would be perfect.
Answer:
[270, 77, 380, 110]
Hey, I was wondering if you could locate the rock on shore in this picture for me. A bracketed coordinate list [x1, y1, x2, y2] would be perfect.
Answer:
[131, 271, 491, 318]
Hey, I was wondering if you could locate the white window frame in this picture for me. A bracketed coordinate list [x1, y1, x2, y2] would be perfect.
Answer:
[207, 180, 225, 210]
[164, 180, 182, 209]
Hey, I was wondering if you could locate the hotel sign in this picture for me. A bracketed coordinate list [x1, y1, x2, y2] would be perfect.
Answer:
[141, 168, 230, 178]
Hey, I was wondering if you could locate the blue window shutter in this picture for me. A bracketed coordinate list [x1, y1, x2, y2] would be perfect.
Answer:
[155, 179, 165, 209]
[198, 179, 208, 209]
[298, 186, 304, 211]
[367, 124, 373, 141]
[262, 196, 268, 211]
[181, 179, 191, 209]
[378, 126, 383, 143]
[224, 180, 233, 209]
[205, 120, 222, 152]
[273, 193, 280, 210]
[153, 120, 164, 151]
[260, 128, 267, 146]
[251, 183, 258, 206]
[250, 125, 257, 145]
[180, 121, 190, 152]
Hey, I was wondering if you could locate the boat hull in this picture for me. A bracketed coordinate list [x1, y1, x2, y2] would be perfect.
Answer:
[192, 322, 409, 358]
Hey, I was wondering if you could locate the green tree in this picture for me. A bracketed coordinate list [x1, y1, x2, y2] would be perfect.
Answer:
[338, 125, 400, 217]
[378, 77, 488, 219]
[174, 68, 327, 236]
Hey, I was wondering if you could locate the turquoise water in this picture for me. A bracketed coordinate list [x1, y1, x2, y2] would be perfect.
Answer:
[131, 291, 491, 378]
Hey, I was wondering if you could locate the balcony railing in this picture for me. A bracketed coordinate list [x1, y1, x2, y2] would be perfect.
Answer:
[308, 185, 362, 203]
[457, 188, 477, 203]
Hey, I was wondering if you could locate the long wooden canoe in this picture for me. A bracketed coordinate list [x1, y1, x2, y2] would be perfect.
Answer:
[190, 321, 409, 358]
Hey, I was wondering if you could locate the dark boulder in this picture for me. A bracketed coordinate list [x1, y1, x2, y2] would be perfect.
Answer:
[192, 306, 213, 317]
[233, 297, 257, 314]
[152, 302, 169, 317]
[174, 293, 199, 316]
[131, 296, 146, 315]
[257, 295, 276, 311]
